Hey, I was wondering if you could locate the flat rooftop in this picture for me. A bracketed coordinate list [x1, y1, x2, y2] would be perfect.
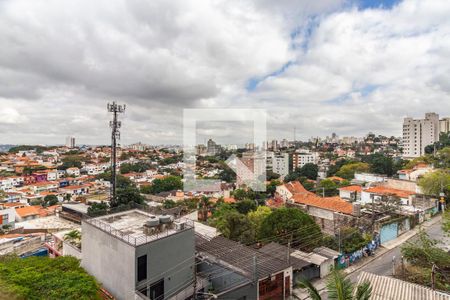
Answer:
[84, 209, 193, 246]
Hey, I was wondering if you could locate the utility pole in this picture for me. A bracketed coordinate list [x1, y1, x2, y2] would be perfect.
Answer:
[107, 101, 126, 206]
[431, 264, 436, 290]
[287, 234, 292, 265]
[371, 194, 375, 234]
[392, 255, 396, 276]
[337, 228, 341, 254]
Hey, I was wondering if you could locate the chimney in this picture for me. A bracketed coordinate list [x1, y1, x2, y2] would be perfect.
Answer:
[352, 203, 361, 217]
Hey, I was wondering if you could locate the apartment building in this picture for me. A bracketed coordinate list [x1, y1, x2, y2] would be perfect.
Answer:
[271, 153, 289, 179]
[402, 113, 440, 158]
[292, 151, 319, 169]
[81, 209, 195, 300]
[441, 117, 450, 134]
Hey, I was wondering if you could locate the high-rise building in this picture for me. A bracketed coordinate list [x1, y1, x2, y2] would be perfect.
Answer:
[292, 151, 319, 169]
[440, 117, 450, 134]
[206, 138, 220, 155]
[65, 136, 76, 148]
[271, 153, 289, 179]
[402, 113, 440, 158]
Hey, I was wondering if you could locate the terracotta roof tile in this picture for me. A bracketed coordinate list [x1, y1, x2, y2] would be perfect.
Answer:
[338, 185, 362, 192]
[292, 194, 353, 215]
[15, 205, 41, 218]
[365, 186, 415, 198]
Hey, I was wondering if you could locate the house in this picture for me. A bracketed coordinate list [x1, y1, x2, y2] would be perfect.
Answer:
[60, 184, 90, 199]
[14, 205, 41, 222]
[27, 181, 59, 194]
[361, 186, 415, 206]
[0, 177, 14, 191]
[196, 235, 293, 300]
[0, 207, 15, 228]
[259, 242, 321, 282]
[277, 181, 361, 235]
[338, 185, 362, 201]
[66, 167, 80, 177]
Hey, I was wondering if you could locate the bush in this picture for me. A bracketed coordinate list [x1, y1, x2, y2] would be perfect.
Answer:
[0, 255, 100, 299]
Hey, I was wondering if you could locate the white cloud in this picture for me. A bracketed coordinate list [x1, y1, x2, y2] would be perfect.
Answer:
[0, 0, 449, 144]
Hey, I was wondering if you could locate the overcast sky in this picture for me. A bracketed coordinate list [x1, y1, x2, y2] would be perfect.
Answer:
[1, 0, 449, 146]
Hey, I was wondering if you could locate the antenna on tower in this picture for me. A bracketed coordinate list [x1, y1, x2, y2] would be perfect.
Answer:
[107, 101, 126, 206]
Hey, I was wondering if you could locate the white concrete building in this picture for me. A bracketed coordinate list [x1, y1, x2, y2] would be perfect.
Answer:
[441, 117, 450, 134]
[272, 153, 289, 179]
[82, 210, 195, 300]
[66, 167, 80, 177]
[402, 113, 440, 158]
[292, 151, 319, 169]
[65, 136, 76, 148]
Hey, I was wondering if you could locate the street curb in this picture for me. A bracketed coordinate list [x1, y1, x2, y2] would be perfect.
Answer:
[344, 215, 442, 276]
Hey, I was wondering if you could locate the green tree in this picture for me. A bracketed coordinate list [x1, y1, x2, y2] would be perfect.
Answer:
[401, 231, 450, 291]
[235, 199, 257, 214]
[266, 180, 281, 196]
[215, 211, 255, 244]
[199, 196, 212, 222]
[339, 227, 371, 253]
[298, 268, 371, 300]
[232, 189, 256, 200]
[0, 255, 100, 299]
[59, 155, 84, 170]
[119, 162, 151, 174]
[259, 207, 322, 251]
[43, 194, 58, 207]
[318, 179, 339, 197]
[418, 170, 450, 197]
[266, 170, 281, 180]
[363, 153, 394, 176]
[248, 206, 272, 238]
[298, 163, 319, 180]
[163, 199, 177, 209]
[64, 230, 82, 248]
[87, 202, 108, 217]
[114, 185, 144, 207]
[443, 209, 450, 234]
[149, 176, 183, 194]
[336, 162, 370, 180]
[435, 147, 450, 169]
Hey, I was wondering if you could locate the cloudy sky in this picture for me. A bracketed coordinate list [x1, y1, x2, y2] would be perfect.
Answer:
[1, 0, 449, 146]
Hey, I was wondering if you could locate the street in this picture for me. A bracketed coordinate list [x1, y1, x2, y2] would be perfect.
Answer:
[347, 217, 448, 283]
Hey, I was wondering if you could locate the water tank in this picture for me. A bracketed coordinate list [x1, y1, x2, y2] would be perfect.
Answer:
[146, 216, 160, 227]
[159, 215, 172, 224]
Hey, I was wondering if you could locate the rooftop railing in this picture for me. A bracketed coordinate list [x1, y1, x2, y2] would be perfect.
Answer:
[83, 209, 194, 247]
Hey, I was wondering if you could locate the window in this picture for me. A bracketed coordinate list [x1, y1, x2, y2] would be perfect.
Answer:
[137, 255, 147, 282]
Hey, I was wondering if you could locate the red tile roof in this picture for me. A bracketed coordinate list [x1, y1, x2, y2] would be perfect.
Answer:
[339, 185, 362, 192]
[284, 181, 312, 194]
[293, 194, 353, 215]
[15, 205, 41, 218]
[327, 176, 346, 182]
[365, 186, 415, 198]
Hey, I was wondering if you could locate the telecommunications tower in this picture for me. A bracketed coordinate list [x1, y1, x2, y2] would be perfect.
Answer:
[107, 101, 126, 205]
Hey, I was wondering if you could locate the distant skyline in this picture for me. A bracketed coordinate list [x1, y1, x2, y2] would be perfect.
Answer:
[1, 0, 450, 145]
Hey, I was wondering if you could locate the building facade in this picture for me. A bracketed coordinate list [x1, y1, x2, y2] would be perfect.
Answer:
[292, 152, 319, 169]
[81, 210, 195, 300]
[402, 113, 440, 158]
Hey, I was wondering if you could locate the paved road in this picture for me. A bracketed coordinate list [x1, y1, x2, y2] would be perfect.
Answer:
[347, 219, 447, 283]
